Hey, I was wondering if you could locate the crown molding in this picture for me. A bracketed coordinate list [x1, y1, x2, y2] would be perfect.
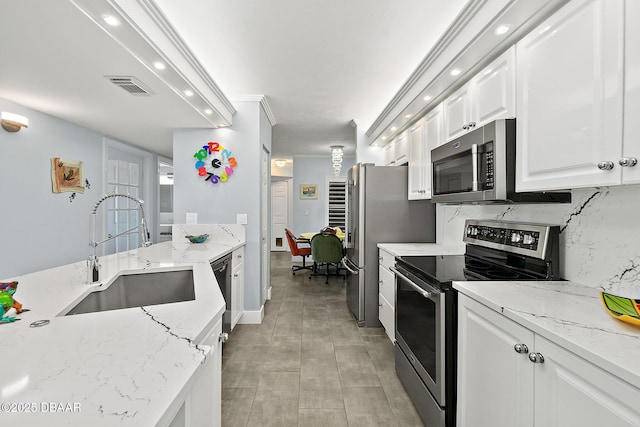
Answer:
[231, 95, 277, 126]
[365, 0, 570, 145]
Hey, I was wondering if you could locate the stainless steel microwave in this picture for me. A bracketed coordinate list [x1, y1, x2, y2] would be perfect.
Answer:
[431, 119, 570, 203]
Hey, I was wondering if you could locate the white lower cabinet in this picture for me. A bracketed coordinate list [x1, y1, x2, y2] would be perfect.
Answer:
[378, 248, 396, 342]
[457, 294, 640, 427]
[231, 247, 244, 329]
[168, 317, 223, 427]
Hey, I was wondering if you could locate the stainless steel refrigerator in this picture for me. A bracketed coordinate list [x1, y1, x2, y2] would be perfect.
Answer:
[342, 163, 436, 327]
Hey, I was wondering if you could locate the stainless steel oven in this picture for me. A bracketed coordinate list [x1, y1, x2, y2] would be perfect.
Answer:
[431, 119, 570, 204]
[393, 220, 562, 427]
[394, 263, 456, 427]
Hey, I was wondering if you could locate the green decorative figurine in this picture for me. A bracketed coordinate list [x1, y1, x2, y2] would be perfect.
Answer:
[0, 281, 27, 323]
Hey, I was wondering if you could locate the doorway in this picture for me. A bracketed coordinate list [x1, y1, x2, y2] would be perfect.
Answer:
[271, 180, 290, 251]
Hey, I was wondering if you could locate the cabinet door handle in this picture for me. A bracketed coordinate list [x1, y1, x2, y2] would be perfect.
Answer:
[233, 273, 239, 277]
[463, 124, 469, 130]
[219, 332, 229, 343]
[597, 161, 614, 170]
[237, 254, 243, 259]
[619, 157, 638, 167]
[528, 352, 545, 363]
[513, 343, 529, 354]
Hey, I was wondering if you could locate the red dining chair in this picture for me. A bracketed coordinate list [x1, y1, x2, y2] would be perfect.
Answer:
[285, 229, 312, 274]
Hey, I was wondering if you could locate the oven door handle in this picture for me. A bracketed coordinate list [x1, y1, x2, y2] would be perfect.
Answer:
[391, 267, 433, 299]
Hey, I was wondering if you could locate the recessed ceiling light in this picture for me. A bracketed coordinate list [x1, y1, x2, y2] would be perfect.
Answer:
[404, 114, 412, 119]
[103, 15, 120, 26]
[218, 123, 228, 127]
[423, 95, 432, 101]
[495, 25, 510, 35]
[390, 126, 397, 131]
[450, 68, 462, 76]
[184, 90, 194, 97]
[381, 136, 387, 140]
[153, 62, 166, 70]
[204, 109, 213, 115]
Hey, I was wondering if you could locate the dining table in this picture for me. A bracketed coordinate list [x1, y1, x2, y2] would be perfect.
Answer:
[299, 228, 345, 241]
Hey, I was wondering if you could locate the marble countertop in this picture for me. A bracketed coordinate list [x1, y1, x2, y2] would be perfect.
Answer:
[0, 224, 245, 425]
[377, 242, 464, 257]
[454, 280, 640, 388]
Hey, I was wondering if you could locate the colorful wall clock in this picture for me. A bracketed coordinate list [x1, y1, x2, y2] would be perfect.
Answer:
[193, 141, 238, 185]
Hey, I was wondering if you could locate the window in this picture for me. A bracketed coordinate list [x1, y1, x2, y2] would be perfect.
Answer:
[326, 177, 347, 229]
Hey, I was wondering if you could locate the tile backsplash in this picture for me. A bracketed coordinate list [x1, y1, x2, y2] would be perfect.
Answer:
[437, 184, 640, 296]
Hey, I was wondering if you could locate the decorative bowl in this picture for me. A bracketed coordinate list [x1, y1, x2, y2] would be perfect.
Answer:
[600, 291, 640, 327]
[185, 234, 209, 244]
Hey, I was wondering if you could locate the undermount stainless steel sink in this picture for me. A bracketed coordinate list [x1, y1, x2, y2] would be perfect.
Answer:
[65, 269, 195, 315]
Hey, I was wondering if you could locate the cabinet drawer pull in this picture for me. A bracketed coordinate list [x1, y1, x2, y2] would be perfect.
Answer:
[219, 332, 229, 343]
[528, 352, 544, 363]
[619, 157, 638, 167]
[233, 273, 239, 277]
[597, 161, 614, 170]
[468, 121, 476, 128]
[513, 343, 529, 354]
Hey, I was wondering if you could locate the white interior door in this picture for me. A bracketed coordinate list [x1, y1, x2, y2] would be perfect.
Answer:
[271, 180, 289, 251]
[105, 147, 144, 255]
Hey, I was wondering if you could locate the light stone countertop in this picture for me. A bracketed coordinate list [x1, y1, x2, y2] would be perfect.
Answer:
[454, 280, 640, 388]
[377, 242, 464, 257]
[0, 224, 245, 426]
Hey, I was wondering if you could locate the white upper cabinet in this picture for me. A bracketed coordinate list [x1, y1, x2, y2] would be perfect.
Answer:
[623, 0, 640, 184]
[443, 47, 516, 142]
[516, 0, 625, 191]
[408, 104, 443, 199]
[383, 130, 409, 166]
[408, 117, 426, 199]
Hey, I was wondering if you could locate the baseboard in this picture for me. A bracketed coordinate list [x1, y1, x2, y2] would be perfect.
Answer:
[238, 306, 264, 324]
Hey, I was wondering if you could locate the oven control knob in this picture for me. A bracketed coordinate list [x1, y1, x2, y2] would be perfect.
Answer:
[467, 226, 478, 237]
[522, 234, 534, 245]
[528, 352, 545, 363]
[511, 233, 522, 243]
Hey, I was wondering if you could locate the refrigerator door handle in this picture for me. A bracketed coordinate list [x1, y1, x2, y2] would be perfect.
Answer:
[342, 256, 361, 274]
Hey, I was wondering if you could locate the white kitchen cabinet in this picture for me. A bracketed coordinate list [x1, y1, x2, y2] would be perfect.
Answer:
[623, 0, 640, 184]
[408, 104, 443, 200]
[515, 0, 625, 191]
[231, 246, 244, 329]
[443, 47, 515, 141]
[384, 131, 409, 166]
[378, 248, 396, 342]
[457, 294, 640, 427]
[408, 117, 427, 199]
[171, 316, 223, 427]
[457, 294, 534, 427]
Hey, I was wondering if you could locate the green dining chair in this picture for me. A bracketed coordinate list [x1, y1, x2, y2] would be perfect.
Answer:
[310, 232, 345, 284]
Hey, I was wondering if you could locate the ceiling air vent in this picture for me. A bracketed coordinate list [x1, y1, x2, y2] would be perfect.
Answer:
[105, 75, 154, 96]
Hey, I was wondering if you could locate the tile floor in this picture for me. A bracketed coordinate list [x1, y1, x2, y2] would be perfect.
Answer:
[221, 252, 424, 427]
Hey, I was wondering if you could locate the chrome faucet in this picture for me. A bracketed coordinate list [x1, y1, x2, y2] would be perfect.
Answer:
[88, 193, 152, 283]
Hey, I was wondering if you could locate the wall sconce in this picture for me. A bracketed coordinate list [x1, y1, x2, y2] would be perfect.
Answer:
[331, 145, 344, 176]
[1, 112, 29, 132]
[274, 159, 286, 167]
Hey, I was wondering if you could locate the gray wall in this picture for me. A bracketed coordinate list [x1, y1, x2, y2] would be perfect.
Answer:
[0, 98, 105, 278]
[292, 155, 355, 235]
[173, 101, 271, 312]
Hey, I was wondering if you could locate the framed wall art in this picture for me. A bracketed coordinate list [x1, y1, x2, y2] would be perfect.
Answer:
[51, 157, 85, 193]
[300, 184, 318, 200]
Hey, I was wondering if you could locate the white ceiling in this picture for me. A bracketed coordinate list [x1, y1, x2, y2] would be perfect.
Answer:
[0, 0, 467, 159]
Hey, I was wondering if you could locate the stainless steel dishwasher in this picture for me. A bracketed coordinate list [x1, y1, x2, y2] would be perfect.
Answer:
[211, 253, 232, 334]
